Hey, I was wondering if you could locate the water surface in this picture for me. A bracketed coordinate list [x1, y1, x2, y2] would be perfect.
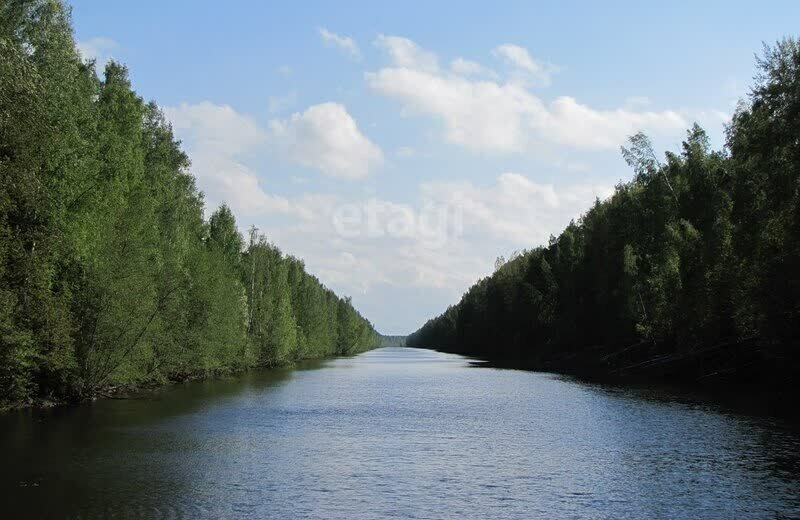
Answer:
[2, 347, 799, 518]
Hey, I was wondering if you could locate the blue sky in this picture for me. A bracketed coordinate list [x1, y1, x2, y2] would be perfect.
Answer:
[70, 1, 799, 334]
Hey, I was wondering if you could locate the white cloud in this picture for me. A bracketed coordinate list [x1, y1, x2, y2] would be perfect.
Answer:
[420, 172, 613, 246]
[269, 102, 383, 179]
[76, 37, 117, 70]
[256, 171, 611, 332]
[319, 28, 361, 60]
[544, 96, 686, 149]
[368, 67, 543, 152]
[161, 101, 616, 331]
[167, 101, 265, 153]
[164, 101, 303, 218]
[375, 34, 439, 72]
[367, 36, 689, 153]
[316, 251, 391, 293]
[493, 43, 556, 86]
[259, 172, 613, 299]
[259, 193, 467, 294]
[450, 57, 496, 78]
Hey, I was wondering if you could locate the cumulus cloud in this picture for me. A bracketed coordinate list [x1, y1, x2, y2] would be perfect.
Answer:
[259, 171, 612, 298]
[167, 101, 265, 153]
[544, 96, 686, 149]
[260, 193, 466, 293]
[368, 67, 543, 152]
[375, 34, 439, 72]
[76, 37, 117, 69]
[319, 28, 361, 59]
[269, 102, 383, 179]
[493, 43, 556, 86]
[420, 172, 613, 246]
[367, 36, 689, 153]
[164, 101, 302, 218]
[160, 101, 615, 322]
[450, 57, 497, 78]
[161, 97, 617, 331]
[252, 171, 613, 332]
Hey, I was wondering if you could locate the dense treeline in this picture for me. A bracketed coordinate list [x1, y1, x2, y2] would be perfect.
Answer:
[378, 335, 407, 347]
[0, 1, 377, 408]
[409, 40, 800, 386]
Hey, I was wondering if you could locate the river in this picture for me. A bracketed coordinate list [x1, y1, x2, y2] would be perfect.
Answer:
[2, 347, 799, 518]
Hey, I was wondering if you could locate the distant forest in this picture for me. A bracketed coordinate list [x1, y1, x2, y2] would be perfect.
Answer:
[379, 335, 407, 347]
[409, 39, 800, 387]
[0, 1, 378, 408]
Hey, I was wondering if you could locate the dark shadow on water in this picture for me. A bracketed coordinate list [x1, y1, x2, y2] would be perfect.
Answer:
[0, 361, 325, 519]
[466, 356, 800, 427]
[468, 351, 800, 515]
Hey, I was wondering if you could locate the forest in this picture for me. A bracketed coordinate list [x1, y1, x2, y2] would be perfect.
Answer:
[379, 335, 407, 347]
[0, 0, 378, 409]
[408, 39, 800, 387]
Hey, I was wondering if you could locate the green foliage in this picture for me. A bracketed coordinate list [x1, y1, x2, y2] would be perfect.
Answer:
[408, 39, 800, 385]
[0, 1, 377, 408]
[379, 335, 408, 347]
[242, 234, 377, 366]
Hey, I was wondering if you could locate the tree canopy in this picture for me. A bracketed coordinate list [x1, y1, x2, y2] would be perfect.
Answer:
[0, 0, 378, 408]
[408, 38, 800, 387]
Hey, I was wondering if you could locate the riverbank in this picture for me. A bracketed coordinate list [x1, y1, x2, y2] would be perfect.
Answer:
[0, 367, 236, 413]
[0, 351, 372, 413]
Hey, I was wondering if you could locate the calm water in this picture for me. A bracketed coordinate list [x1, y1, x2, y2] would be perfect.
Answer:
[2, 347, 799, 518]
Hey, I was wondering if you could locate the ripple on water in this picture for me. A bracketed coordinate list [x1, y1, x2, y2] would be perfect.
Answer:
[1, 347, 799, 518]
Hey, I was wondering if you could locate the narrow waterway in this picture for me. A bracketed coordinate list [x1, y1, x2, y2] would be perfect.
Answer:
[2, 347, 799, 518]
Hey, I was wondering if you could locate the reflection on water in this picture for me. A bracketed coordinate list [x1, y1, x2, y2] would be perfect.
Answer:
[1, 348, 799, 518]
